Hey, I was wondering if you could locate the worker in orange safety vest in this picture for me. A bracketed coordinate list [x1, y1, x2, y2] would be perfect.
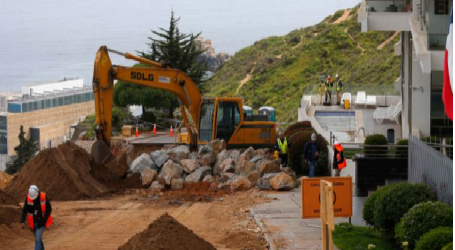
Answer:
[333, 141, 347, 176]
[20, 185, 53, 250]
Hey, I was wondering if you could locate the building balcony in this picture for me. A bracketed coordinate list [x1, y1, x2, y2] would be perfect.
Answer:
[358, 0, 413, 32]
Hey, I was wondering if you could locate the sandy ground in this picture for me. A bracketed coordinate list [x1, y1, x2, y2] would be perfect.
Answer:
[0, 189, 271, 250]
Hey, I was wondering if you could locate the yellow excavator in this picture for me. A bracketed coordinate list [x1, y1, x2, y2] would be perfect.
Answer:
[91, 46, 276, 163]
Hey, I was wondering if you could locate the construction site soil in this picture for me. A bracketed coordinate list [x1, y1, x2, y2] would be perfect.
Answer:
[118, 213, 216, 250]
[0, 190, 21, 225]
[6, 141, 141, 201]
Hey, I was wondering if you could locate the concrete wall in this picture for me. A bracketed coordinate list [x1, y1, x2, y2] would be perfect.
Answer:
[7, 101, 95, 156]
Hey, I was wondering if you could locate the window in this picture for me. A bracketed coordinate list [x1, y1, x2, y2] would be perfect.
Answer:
[215, 101, 241, 142]
[199, 101, 215, 142]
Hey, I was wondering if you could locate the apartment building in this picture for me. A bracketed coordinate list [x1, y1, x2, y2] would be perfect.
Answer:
[358, 0, 453, 138]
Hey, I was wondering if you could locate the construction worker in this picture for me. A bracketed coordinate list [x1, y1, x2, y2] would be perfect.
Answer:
[303, 133, 320, 178]
[333, 141, 347, 176]
[335, 74, 343, 105]
[274, 131, 290, 168]
[318, 78, 325, 105]
[326, 75, 333, 104]
[21, 185, 53, 250]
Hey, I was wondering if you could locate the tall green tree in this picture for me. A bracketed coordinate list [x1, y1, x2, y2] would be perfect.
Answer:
[6, 125, 39, 174]
[114, 11, 207, 119]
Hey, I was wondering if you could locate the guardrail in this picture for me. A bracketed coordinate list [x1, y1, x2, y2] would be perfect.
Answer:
[408, 136, 453, 206]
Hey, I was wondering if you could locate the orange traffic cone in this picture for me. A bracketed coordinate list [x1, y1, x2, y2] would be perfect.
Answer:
[153, 124, 157, 135]
[135, 126, 139, 138]
[169, 126, 173, 137]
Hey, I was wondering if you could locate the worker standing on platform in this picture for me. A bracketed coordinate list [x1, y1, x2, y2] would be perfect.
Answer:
[335, 74, 343, 105]
[326, 75, 333, 104]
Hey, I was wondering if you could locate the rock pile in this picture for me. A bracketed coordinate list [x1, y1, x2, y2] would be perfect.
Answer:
[128, 140, 298, 192]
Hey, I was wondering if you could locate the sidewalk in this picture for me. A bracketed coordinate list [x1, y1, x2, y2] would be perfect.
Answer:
[251, 187, 366, 250]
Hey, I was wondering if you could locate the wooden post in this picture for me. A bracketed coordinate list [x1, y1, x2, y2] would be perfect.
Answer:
[320, 180, 335, 250]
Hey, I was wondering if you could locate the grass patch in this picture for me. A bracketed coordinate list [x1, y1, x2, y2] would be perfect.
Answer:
[333, 223, 399, 250]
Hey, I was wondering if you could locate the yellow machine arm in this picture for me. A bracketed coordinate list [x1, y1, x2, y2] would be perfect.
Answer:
[92, 46, 201, 147]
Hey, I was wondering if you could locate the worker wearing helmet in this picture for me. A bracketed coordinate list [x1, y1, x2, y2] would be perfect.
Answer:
[326, 75, 333, 105]
[333, 141, 347, 176]
[303, 133, 320, 177]
[21, 185, 53, 250]
[274, 131, 291, 168]
[335, 74, 343, 105]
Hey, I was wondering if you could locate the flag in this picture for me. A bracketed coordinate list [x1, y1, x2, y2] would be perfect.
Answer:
[442, 9, 453, 121]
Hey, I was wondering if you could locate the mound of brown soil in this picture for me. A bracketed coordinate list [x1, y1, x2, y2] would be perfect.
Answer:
[0, 190, 21, 225]
[6, 141, 135, 201]
[118, 213, 216, 250]
[0, 172, 13, 190]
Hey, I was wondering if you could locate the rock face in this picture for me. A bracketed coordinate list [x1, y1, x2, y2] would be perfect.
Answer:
[230, 177, 252, 192]
[171, 178, 184, 190]
[270, 172, 296, 191]
[236, 160, 256, 177]
[185, 166, 212, 183]
[180, 159, 199, 174]
[257, 173, 279, 190]
[141, 169, 158, 188]
[167, 146, 190, 162]
[150, 150, 169, 168]
[130, 153, 156, 174]
[159, 160, 183, 185]
[198, 146, 217, 166]
[259, 160, 281, 176]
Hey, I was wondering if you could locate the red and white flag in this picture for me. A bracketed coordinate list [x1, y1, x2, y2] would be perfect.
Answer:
[442, 10, 453, 121]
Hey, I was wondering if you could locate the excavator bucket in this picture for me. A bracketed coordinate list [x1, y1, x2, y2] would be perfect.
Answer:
[91, 141, 115, 164]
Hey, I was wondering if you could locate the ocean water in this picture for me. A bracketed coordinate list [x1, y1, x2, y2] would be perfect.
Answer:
[0, 0, 359, 91]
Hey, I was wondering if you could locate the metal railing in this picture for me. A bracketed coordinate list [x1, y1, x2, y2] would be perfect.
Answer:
[408, 136, 453, 206]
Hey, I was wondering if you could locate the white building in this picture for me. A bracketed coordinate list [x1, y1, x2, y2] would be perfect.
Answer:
[358, 0, 453, 138]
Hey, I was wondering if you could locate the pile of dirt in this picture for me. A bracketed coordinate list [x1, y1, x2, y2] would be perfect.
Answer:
[0, 190, 21, 225]
[6, 141, 139, 201]
[118, 213, 216, 250]
[0, 172, 13, 190]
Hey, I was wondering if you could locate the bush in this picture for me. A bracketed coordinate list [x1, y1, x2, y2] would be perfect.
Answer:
[364, 134, 388, 156]
[395, 139, 408, 157]
[374, 183, 435, 237]
[288, 131, 329, 176]
[442, 242, 453, 250]
[415, 227, 453, 250]
[395, 201, 453, 249]
[284, 121, 312, 138]
[362, 185, 395, 227]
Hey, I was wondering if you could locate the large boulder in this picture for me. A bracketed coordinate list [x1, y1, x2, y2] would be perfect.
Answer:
[130, 153, 156, 174]
[150, 150, 169, 168]
[230, 177, 252, 192]
[228, 150, 240, 162]
[236, 159, 256, 177]
[150, 181, 164, 190]
[159, 160, 183, 185]
[270, 172, 296, 191]
[247, 171, 260, 184]
[257, 173, 280, 190]
[281, 167, 297, 179]
[259, 160, 281, 176]
[241, 147, 255, 161]
[185, 166, 212, 182]
[198, 145, 217, 166]
[250, 155, 263, 164]
[222, 172, 236, 182]
[188, 152, 198, 160]
[180, 159, 199, 174]
[203, 175, 214, 183]
[207, 139, 227, 154]
[213, 150, 230, 175]
[167, 145, 190, 162]
[171, 178, 184, 190]
[220, 158, 236, 173]
[141, 168, 158, 188]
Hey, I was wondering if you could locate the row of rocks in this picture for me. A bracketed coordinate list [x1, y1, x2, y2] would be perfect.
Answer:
[128, 140, 298, 192]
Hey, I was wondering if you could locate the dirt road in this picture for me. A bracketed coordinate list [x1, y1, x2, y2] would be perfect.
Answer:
[0, 189, 270, 250]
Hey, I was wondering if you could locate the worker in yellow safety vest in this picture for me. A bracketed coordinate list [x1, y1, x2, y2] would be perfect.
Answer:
[274, 132, 291, 168]
[335, 74, 344, 105]
[326, 75, 333, 104]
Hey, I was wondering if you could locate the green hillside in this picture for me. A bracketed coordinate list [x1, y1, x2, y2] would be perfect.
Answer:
[206, 8, 400, 123]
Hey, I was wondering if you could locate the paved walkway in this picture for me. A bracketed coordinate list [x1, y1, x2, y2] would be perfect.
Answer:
[251, 187, 366, 250]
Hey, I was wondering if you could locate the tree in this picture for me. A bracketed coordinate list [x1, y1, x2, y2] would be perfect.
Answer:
[6, 125, 39, 174]
[114, 11, 207, 120]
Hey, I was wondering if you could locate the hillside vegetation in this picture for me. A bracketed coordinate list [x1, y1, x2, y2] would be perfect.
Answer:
[206, 8, 400, 123]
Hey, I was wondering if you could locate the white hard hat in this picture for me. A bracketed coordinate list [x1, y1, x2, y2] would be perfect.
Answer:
[336, 74, 339, 78]
[334, 141, 340, 145]
[28, 185, 39, 200]
[311, 133, 317, 141]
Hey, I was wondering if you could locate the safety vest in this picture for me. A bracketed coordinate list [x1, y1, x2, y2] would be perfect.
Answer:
[336, 80, 343, 91]
[26, 193, 53, 230]
[277, 138, 288, 154]
[319, 83, 324, 93]
[327, 82, 332, 91]
[334, 144, 346, 170]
